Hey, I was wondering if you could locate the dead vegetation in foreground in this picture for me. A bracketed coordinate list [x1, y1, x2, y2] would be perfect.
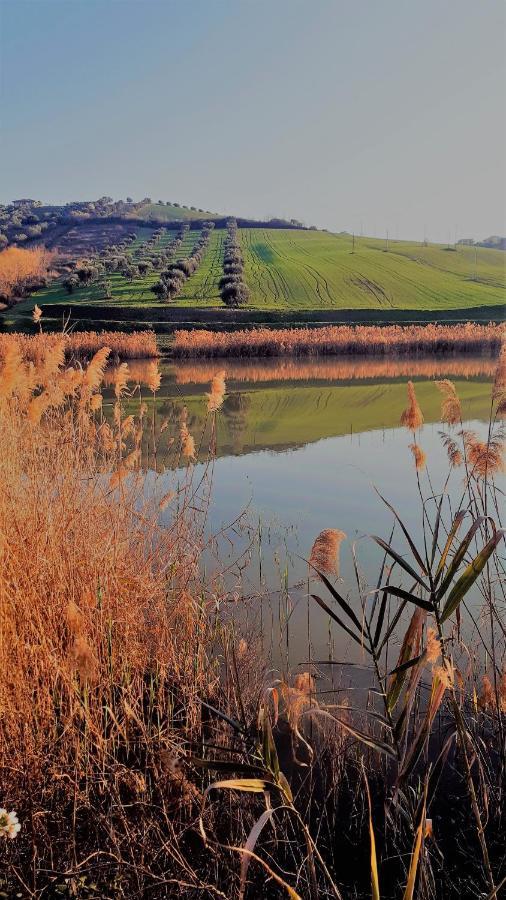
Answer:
[0, 328, 505, 899]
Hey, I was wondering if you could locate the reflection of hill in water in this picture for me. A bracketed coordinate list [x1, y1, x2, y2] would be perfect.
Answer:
[103, 356, 496, 462]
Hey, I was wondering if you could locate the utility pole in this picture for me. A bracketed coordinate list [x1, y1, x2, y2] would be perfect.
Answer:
[351, 232, 355, 253]
[385, 229, 389, 252]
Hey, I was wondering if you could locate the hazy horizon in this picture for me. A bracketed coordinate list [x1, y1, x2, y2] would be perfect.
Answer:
[1, 0, 505, 243]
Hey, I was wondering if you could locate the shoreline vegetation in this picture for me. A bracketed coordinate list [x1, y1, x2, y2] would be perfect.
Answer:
[0, 321, 505, 898]
[171, 322, 504, 358]
[1, 323, 502, 365]
[0, 329, 159, 362]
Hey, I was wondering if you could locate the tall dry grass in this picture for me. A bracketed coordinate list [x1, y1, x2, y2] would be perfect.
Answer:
[0, 245, 54, 301]
[0, 336, 251, 896]
[172, 322, 503, 358]
[0, 329, 159, 364]
[1, 329, 505, 899]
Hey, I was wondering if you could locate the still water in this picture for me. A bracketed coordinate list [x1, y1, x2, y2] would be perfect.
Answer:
[108, 355, 501, 673]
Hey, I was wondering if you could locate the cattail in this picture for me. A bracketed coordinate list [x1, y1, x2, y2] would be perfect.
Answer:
[433, 659, 454, 690]
[478, 674, 494, 710]
[121, 415, 135, 438]
[146, 361, 161, 393]
[294, 671, 315, 694]
[400, 381, 424, 431]
[98, 422, 115, 451]
[206, 370, 226, 412]
[409, 442, 426, 470]
[440, 433, 463, 468]
[66, 600, 83, 633]
[425, 627, 441, 664]
[493, 342, 506, 400]
[500, 669, 506, 713]
[0, 342, 23, 400]
[436, 379, 461, 425]
[90, 393, 102, 412]
[465, 433, 504, 478]
[123, 448, 140, 469]
[82, 347, 110, 392]
[113, 362, 130, 400]
[237, 638, 248, 659]
[27, 391, 50, 425]
[182, 432, 195, 460]
[32, 304, 43, 325]
[109, 463, 128, 489]
[72, 635, 98, 682]
[309, 529, 347, 577]
[159, 490, 176, 510]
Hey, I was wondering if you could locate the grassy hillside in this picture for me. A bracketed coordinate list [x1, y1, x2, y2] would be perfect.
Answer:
[240, 229, 505, 310]
[4, 226, 504, 332]
[129, 202, 221, 221]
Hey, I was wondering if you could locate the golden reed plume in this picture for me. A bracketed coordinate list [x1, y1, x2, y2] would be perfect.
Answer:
[400, 381, 424, 431]
[409, 443, 426, 470]
[309, 529, 347, 577]
[464, 432, 504, 478]
[436, 379, 462, 425]
[206, 370, 226, 412]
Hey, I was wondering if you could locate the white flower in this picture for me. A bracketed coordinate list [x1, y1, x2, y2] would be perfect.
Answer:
[0, 808, 21, 839]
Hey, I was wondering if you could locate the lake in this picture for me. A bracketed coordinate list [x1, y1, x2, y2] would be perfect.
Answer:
[105, 353, 501, 678]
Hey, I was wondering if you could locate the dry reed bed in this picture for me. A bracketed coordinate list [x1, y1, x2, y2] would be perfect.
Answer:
[0, 245, 54, 300]
[171, 322, 504, 358]
[0, 328, 159, 363]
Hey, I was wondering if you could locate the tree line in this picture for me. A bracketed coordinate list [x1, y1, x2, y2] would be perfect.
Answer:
[219, 219, 250, 307]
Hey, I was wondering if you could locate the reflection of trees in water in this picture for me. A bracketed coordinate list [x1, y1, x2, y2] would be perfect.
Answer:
[222, 393, 252, 453]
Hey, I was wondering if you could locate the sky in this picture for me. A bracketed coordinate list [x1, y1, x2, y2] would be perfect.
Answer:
[1, 0, 505, 242]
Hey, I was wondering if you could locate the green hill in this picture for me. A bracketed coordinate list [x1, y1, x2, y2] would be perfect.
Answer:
[129, 202, 221, 221]
[3, 223, 505, 332]
[237, 229, 505, 311]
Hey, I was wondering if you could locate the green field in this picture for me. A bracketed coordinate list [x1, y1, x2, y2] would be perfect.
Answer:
[3, 225, 505, 331]
[239, 229, 505, 310]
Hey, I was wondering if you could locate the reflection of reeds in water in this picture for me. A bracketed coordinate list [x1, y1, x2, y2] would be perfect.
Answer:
[172, 354, 498, 386]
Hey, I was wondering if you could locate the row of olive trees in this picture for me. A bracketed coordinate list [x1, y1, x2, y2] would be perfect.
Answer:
[219, 219, 249, 306]
[62, 224, 190, 295]
[62, 230, 139, 294]
[151, 222, 215, 302]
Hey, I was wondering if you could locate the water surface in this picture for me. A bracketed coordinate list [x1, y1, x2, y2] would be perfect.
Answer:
[108, 354, 502, 674]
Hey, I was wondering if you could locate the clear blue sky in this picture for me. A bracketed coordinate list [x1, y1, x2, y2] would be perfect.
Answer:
[1, 0, 505, 242]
